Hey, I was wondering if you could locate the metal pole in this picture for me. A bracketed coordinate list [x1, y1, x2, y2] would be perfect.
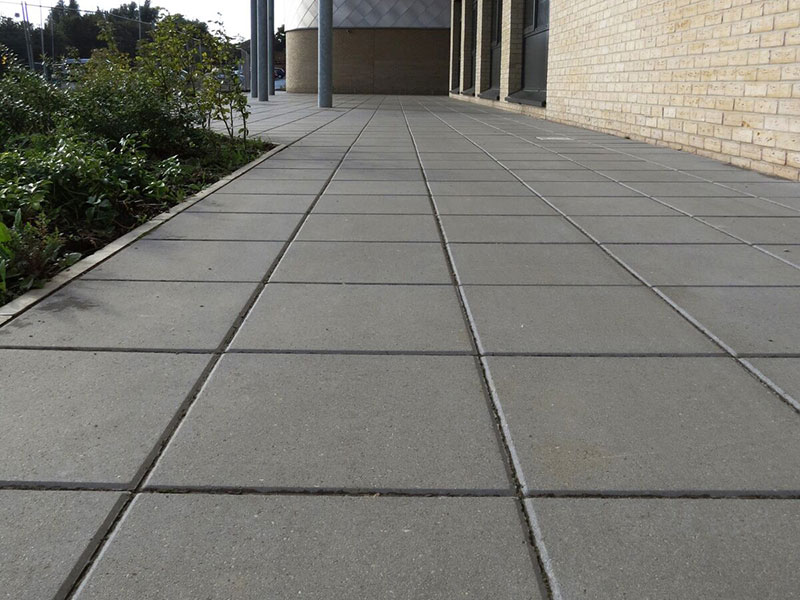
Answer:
[137, 3, 142, 40]
[318, 0, 332, 107]
[250, 0, 257, 97]
[257, 0, 268, 101]
[267, 0, 274, 95]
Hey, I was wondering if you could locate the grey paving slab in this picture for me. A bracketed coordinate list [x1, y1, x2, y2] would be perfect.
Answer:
[748, 358, 800, 402]
[314, 194, 432, 213]
[512, 170, 611, 182]
[424, 169, 519, 182]
[609, 244, 800, 285]
[574, 216, 739, 243]
[530, 498, 800, 600]
[593, 169, 709, 182]
[254, 159, 340, 169]
[75, 494, 541, 600]
[333, 169, 424, 181]
[701, 216, 800, 244]
[464, 286, 718, 353]
[499, 160, 596, 170]
[273, 241, 450, 283]
[150, 354, 509, 490]
[490, 357, 800, 490]
[297, 214, 440, 241]
[676, 169, 781, 183]
[722, 181, 800, 197]
[441, 216, 589, 243]
[548, 196, 680, 215]
[0, 280, 255, 350]
[429, 181, 532, 196]
[340, 159, 422, 169]
[1, 490, 125, 600]
[631, 181, 748, 197]
[760, 244, 800, 267]
[531, 181, 642, 197]
[659, 196, 799, 217]
[451, 244, 635, 284]
[435, 196, 557, 215]
[186, 193, 315, 213]
[85, 240, 282, 282]
[232, 284, 472, 351]
[659, 286, 800, 355]
[146, 213, 302, 241]
[419, 159, 506, 170]
[242, 168, 332, 180]
[325, 180, 429, 195]
[219, 179, 326, 195]
[0, 350, 208, 483]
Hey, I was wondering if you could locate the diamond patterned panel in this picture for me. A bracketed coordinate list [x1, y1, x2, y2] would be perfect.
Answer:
[286, 0, 451, 30]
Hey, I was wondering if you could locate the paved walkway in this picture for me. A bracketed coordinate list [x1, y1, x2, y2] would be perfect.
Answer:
[2, 94, 800, 599]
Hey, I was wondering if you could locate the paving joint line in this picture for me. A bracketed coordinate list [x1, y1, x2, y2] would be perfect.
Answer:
[62, 97, 385, 600]
[401, 97, 555, 600]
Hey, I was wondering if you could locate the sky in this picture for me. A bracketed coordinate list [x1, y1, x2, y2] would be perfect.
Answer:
[0, 0, 288, 41]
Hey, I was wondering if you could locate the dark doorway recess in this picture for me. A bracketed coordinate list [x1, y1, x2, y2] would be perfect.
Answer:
[508, 0, 549, 106]
[479, 0, 502, 100]
[462, 0, 478, 94]
[452, 0, 462, 92]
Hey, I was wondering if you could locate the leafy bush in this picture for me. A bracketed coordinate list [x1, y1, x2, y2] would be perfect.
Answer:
[0, 19, 268, 305]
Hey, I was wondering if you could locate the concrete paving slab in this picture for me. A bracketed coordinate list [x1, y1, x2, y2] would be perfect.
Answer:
[0, 280, 255, 350]
[464, 286, 718, 353]
[435, 196, 557, 215]
[530, 498, 800, 600]
[513, 170, 611, 182]
[658, 196, 799, 217]
[273, 242, 450, 283]
[242, 168, 333, 180]
[419, 159, 506, 170]
[146, 213, 303, 241]
[441, 216, 589, 243]
[701, 216, 800, 244]
[0, 350, 208, 483]
[1, 490, 125, 600]
[429, 181, 533, 196]
[325, 181, 429, 195]
[333, 169, 424, 181]
[748, 358, 800, 402]
[149, 354, 510, 490]
[219, 179, 326, 195]
[75, 494, 541, 600]
[574, 216, 739, 243]
[592, 170, 710, 182]
[547, 196, 679, 215]
[424, 169, 519, 182]
[609, 244, 800, 285]
[314, 194, 432, 214]
[659, 286, 800, 355]
[85, 240, 282, 282]
[531, 182, 642, 197]
[297, 214, 440, 241]
[722, 181, 800, 197]
[254, 159, 340, 169]
[341, 159, 422, 169]
[630, 182, 748, 197]
[186, 193, 315, 213]
[232, 284, 472, 351]
[499, 160, 600, 170]
[490, 357, 800, 490]
[759, 244, 800, 267]
[450, 244, 635, 284]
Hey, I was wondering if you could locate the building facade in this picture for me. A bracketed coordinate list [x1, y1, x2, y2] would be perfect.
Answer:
[451, 0, 800, 180]
[286, 0, 452, 94]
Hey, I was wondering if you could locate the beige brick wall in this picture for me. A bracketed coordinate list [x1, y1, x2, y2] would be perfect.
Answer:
[454, 0, 800, 180]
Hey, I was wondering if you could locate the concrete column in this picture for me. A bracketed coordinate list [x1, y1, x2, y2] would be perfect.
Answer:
[250, 0, 258, 97]
[257, 0, 268, 101]
[500, 0, 524, 99]
[267, 0, 275, 95]
[318, 0, 333, 107]
[449, 0, 462, 92]
[459, 0, 474, 93]
[475, 0, 493, 93]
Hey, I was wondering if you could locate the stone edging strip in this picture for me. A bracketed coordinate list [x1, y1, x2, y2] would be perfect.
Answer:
[0, 143, 287, 326]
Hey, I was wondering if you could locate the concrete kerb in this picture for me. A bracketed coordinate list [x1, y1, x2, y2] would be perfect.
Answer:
[0, 143, 287, 322]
